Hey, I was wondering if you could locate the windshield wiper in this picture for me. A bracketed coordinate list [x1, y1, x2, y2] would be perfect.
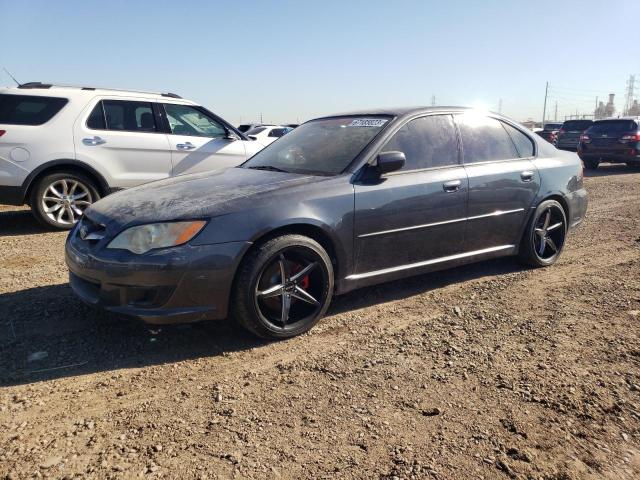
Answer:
[246, 165, 289, 173]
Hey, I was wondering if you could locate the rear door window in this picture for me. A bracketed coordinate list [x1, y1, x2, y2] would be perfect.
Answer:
[102, 100, 157, 132]
[0, 94, 68, 125]
[381, 114, 459, 170]
[456, 113, 519, 163]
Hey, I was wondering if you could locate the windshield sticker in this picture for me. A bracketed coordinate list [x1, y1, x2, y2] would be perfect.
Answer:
[348, 118, 388, 128]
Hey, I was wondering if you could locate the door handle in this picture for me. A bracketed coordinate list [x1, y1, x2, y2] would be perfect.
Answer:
[82, 136, 106, 146]
[520, 170, 534, 182]
[443, 179, 462, 192]
[176, 142, 196, 150]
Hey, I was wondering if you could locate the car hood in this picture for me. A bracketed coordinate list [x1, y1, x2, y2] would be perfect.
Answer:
[86, 167, 318, 229]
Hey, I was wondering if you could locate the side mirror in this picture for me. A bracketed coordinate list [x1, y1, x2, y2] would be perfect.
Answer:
[376, 151, 405, 174]
[224, 129, 238, 141]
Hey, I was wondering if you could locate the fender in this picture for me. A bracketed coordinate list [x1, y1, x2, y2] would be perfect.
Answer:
[20, 159, 111, 202]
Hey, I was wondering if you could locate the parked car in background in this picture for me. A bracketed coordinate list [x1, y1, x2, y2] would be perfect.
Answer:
[0, 83, 264, 229]
[66, 107, 587, 339]
[245, 125, 294, 146]
[535, 122, 563, 144]
[577, 117, 640, 169]
[556, 119, 593, 151]
[237, 123, 274, 133]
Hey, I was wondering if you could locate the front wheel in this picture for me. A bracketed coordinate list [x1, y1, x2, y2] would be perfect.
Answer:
[231, 234, 334, 339]
[31, 172, 100, 230]
[518, 200, 567, 267]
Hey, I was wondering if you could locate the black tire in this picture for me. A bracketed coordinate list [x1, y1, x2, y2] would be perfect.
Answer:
[517, 199, 568, 268]
[231, 234, 334, 339]
[583, 159, 599, 170]
[30, 172, 100, 230]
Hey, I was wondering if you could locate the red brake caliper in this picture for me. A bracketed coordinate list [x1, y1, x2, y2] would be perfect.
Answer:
[291, 264, 311, 291]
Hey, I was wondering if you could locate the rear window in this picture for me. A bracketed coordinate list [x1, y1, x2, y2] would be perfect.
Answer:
[562, 120, 592, 131]
[588, 120, 638, 134]
[0, 94, 68, 125]
[543, 123, 562, 131]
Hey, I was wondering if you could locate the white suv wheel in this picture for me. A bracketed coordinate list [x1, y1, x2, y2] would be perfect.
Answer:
[42, 178, 93, 225]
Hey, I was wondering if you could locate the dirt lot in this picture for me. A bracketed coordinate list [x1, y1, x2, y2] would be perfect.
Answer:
[1, 164, 639, 479]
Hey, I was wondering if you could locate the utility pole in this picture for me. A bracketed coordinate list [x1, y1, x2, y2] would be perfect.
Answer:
[554, 101, 558, 121]
[431, 95, 436, 106]
[624, 75, 635, 115]
[542, 81, 549, 127]
[498, 98, 502, 114]
[260, 112, 263, 123]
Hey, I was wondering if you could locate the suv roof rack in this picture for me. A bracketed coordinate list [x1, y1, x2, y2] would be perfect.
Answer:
[14, 82, 182, 98]
[18, 82, 53, 89]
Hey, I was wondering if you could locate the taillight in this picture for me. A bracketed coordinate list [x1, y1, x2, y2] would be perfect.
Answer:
[0, 130, 5, 137]
[580, 134, 591, 143]
[619, 132, 640, 143]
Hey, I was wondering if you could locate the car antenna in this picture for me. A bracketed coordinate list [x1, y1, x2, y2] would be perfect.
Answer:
[2, 68, 20, 86]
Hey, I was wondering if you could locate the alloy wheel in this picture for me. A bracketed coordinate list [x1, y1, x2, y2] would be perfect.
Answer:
[255, 247, 328, 331]
[41, 178, 93, 225]
[533, 205, 566, 261]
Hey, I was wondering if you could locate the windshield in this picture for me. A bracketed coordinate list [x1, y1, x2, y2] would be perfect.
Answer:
[562, 120, 592, 131]
[242, 116, 391, 175]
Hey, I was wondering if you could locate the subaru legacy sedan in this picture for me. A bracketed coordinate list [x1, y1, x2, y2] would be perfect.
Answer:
[66, 107, 587, 339]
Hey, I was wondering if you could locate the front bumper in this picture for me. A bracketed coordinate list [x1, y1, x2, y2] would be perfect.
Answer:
[65, 229, 251, 324]
[566, 187, 588, 229]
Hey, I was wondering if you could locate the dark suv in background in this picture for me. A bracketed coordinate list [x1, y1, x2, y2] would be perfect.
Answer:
[556, 119, 593, 151]
[577, 117, 640, 169]
[536, 122, 563, 144]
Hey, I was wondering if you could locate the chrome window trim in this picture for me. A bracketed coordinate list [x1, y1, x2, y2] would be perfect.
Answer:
[358, 208, 524, 238]
[346, 245, 515, 280]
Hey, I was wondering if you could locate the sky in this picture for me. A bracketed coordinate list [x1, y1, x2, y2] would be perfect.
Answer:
[1, 0, 638, 125]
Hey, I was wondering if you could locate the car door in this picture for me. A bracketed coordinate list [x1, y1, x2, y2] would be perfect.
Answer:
[73, 98, 172, 188]
[455, 112, 540, 252]
[162, 103, 249, 175]
[353, 114, 468, 276]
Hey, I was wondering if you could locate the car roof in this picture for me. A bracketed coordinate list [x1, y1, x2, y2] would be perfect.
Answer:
[316, 106, 473, 119]
[0, 83, 191, 102]
[594, 116, 640, 122]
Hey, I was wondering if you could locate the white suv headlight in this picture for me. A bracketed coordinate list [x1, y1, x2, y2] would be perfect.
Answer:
[107, 221, 206, 254]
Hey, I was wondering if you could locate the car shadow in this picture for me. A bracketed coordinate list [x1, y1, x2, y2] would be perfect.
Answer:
[0, 257, 522, 387]
[584, 163, 640, 178]
[0, 208, 51, 237]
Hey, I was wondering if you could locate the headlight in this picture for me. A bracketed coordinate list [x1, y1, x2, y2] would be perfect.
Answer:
[107, 221, 206, 254]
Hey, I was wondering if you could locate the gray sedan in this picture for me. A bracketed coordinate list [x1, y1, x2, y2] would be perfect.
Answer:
[65, 107, 587, 339]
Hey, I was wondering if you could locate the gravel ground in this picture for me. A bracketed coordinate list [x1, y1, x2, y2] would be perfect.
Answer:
[1, 164, 639, 479]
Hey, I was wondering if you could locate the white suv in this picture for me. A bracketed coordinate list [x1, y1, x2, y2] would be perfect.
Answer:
[0, 83, 265, 229]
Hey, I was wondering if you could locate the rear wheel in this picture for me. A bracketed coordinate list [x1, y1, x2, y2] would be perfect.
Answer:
[518, 200, 567, 267]
[31, 172, 100, 230]
[583, 159, 599, 170]
[231, 234, 334, 339]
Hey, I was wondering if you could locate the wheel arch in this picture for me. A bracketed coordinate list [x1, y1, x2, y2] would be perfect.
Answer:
[22, 159, 110, 204]
[236, 221, 346, 293]
[539, 193, 570, 220]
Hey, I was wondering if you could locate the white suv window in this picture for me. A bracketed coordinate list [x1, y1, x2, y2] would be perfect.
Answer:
[164, 104, 226, 138]
[86, 100, 157, 132]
